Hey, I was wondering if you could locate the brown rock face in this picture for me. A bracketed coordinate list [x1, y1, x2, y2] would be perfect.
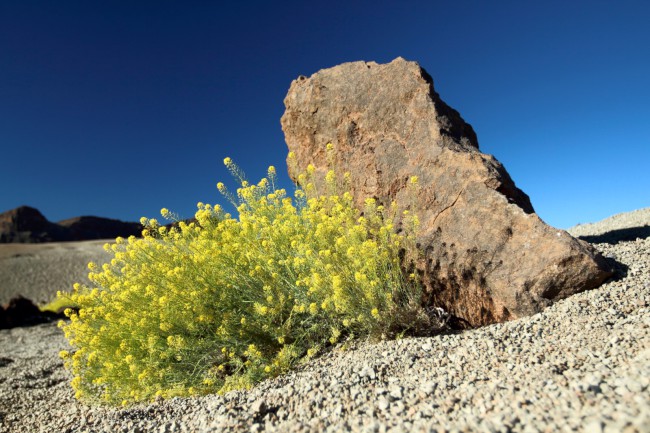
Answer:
[281, 57, 614, 328]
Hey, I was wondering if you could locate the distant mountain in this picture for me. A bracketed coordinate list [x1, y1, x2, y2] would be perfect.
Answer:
[0, 206, 67, 243]
[57, 215, 143, 241]
[0, 206, 143, 243]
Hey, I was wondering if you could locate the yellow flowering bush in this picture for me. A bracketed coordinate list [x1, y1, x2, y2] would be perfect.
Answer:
[58, 150, 433, 405]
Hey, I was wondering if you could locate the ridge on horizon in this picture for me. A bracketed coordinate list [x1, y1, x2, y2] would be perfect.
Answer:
[0, 205, 143, 243]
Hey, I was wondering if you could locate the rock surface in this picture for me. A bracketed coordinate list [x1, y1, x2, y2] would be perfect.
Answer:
[0, 206, 142, 243]
[57, 216, 142, 242]
[281, 57, 614, 327]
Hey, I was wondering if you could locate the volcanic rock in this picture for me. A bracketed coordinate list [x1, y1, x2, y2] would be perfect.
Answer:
[281, 57, 614, 327]
[0, 296, 63, 329]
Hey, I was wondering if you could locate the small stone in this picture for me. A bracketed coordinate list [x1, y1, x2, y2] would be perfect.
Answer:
[250, 399, 267, 414]
[360, 366, 376, 380]
[622, 378, 644, 393]
[390, 400, 405, 415]
[388, 384, 403, 400]
[420, 381, 437, 395]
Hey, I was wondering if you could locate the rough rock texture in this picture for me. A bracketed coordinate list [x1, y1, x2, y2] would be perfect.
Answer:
[0, 206, 142, 243]
[568, 207, 650, 245]
[281, 57, 613, 327]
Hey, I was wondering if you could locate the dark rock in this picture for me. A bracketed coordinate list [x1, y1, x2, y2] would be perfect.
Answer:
[0, 296, 64, 329]
[281, 57, 614, 328]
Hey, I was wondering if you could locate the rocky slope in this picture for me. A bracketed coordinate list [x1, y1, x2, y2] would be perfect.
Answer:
[0, 209, 648, 433]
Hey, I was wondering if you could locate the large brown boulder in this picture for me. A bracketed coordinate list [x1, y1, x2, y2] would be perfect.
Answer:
[281, 57, 614, 328]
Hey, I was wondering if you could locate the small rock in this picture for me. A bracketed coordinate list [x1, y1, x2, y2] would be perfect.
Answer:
[388, 384, 403, 400]
[419, 381, 437, 395]
[250, 399, 267, 414]
[376, 397, 389, 412]
[360, 366, 376, 380]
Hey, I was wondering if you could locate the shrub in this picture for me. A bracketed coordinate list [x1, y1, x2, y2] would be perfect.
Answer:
[58, 150, 436, 405]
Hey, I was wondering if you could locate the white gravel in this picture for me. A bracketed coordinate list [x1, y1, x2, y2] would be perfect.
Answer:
[1, 210, 649, 433]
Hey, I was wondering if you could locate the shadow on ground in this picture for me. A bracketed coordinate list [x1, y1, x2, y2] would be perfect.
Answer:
[577, 225, 650, 245]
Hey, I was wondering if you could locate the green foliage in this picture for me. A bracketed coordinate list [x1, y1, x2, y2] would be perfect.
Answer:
[58, 149, 433, 405]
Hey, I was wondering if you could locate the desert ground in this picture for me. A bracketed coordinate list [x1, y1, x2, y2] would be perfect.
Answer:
[0, 239, 110, 306]
[1, 209, 648, 433]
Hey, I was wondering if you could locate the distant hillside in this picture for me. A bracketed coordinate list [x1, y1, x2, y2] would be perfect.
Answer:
[0, 206, 143, 243]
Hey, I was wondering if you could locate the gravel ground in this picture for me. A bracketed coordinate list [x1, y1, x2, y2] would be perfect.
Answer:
[1, 210, 649, 433]
[567, 208, 650, 245]
[0, 240, 111, 305]
[566, 207, 650, 238]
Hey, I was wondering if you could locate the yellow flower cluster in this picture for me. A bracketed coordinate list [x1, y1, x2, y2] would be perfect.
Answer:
[58, 152, 424, 405]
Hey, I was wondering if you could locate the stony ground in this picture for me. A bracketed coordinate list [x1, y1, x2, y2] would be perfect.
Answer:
[0, 240, 110, 305]
[1, 209, 648, 433]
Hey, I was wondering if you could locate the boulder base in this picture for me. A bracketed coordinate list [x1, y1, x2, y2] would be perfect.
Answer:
[281, 57, 613, 327]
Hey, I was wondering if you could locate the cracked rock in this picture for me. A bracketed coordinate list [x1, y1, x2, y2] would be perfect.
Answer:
[281, 57, 614, 327]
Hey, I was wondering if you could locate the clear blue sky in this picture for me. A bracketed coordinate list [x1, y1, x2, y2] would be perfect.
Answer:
[1, 1, 648, 229]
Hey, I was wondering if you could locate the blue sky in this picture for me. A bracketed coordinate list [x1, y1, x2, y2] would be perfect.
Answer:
[1, 1, 648, 229]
